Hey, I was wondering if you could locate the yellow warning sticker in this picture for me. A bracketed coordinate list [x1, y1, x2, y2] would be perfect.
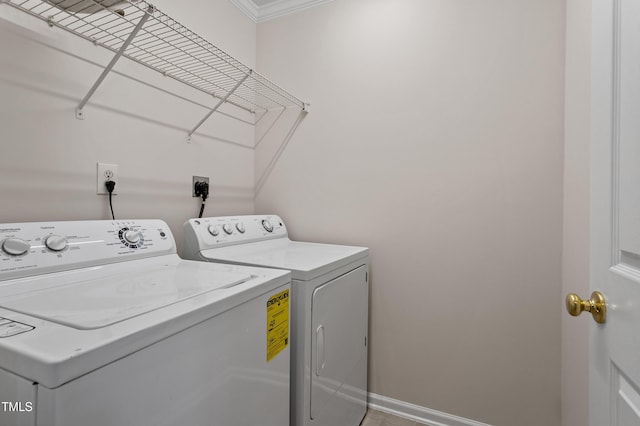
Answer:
[266, 289, 289, 362]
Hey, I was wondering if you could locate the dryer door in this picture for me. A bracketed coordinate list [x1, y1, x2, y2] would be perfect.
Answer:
[310, 264, 368, 425]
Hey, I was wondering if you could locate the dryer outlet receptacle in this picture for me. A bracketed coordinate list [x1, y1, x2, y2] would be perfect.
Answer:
[192, 176, 210, 197]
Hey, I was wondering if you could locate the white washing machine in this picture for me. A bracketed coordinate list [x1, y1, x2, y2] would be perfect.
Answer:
[0, 219, 291, 426]
[183, 215, 369, 426]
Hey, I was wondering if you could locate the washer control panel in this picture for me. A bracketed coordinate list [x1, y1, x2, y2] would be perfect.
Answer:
[0, 220, 175, 281]
[185, 215, 287, 251]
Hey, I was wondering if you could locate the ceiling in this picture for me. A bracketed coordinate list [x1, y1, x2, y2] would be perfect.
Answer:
[230, 0, 333, 23]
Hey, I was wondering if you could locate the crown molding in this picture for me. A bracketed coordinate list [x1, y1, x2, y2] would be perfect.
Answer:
[230, 0, 259, 22]
[230, 0, 333, 23]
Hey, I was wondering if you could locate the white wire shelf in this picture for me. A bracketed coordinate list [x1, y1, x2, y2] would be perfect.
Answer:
[2, 0, 308, 127]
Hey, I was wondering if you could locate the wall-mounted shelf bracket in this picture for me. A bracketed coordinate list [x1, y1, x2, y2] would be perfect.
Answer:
[186, 71, 252, 143]
[75, 4, 153, 120]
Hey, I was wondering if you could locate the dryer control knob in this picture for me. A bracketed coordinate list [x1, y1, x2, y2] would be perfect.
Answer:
[123, 230, 142, 244]
[45, 235, 68, 252]
[236, 223, 245, 233]
[262, 219, 274, 233]
[208, 225, 220, 237]
[223, 224, 234, 235]
[2, 238, 30, 256]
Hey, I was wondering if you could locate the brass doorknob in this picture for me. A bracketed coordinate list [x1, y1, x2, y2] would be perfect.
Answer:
[565, 291, 606, 324]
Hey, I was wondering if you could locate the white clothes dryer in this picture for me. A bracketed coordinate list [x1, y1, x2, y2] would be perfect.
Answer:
[183, 215, 369, 426]
[0, 219, 291, 426]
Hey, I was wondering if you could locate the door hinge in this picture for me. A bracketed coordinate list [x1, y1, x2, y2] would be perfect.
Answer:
[365, 272, 368, 282]
[365, 336, 367, 347]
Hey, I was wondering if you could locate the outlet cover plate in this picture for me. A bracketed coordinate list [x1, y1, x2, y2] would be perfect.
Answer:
[192, 176, 210, 197]
[97, 163, 118, 195]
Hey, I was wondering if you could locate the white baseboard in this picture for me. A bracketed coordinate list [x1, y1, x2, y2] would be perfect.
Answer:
[367, 393, 493, 426]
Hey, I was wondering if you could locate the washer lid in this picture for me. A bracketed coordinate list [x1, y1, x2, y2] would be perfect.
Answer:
[0, 261, 251, 330]
[200, 238, 368, 281]
[0, 255, 290, 389]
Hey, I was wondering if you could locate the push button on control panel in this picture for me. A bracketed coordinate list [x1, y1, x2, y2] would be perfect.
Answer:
[0, 318, 34, 338]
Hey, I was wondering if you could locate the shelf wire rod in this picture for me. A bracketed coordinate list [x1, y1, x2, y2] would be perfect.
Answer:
[180, 65, 232, 81]
[188, 71, 251, 140]
[100, 17, 258, 107]
[150, 53, 249, 97]
[76, 4, 153, 118]
[39, 3, 67, 18]
[50, 7, 259, 111]
[251, 76, 303, 109]
[76, 22, 133, 46]
[236, 75, 290, 110]
[253, 73, 305, 109]
[94, 18, 132, 35]
[134, 50, 248, 104]
[72, 7, 144, 62]
[131, 51, 260, 111]
[142, 47, 185, 64]
[141, 15, 245, 72]
[65, 4, 265, 110]
[75, 13, 116, 31]
[6, 0, 305, 112]
[147, 14, 252, 79]
[46, 6, 136, 48]
[132, 36, 171, 53]
[61, 5, 124, 29]
[167, 58, 214, 74]
[220, 66, 294, 108]
[96, 47, 256, 113]
[91, 20, 137, 43]
[48, 0, 84, 13]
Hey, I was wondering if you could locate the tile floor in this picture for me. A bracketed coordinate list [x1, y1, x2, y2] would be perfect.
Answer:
[360, 409, 428, 426]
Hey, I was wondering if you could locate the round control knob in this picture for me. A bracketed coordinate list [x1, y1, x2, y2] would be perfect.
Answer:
[236, 223, 245, 233]
[223, 224, 234, 235]
[208, 225, 220, 237]
[45, 235, 68, 252]
[123, 230, 142, 244]
[262, 219, 274, 233]
[2, 238, 30, 256]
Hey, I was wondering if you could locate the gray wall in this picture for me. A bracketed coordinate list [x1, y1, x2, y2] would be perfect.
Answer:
[254, 1, 566, 425]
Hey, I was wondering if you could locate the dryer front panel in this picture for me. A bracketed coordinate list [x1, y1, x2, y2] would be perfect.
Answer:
[310, 265, 368, 425]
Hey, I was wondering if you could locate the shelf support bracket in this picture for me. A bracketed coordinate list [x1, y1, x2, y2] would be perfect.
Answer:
[76, 6, 153, 120]
[187, 71, 252, 143]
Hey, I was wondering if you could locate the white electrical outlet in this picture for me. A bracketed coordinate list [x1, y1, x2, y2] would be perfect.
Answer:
[97, 163, 119, 195]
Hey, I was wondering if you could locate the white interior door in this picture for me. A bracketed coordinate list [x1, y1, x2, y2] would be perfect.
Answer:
[589, 0, 640, 424]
